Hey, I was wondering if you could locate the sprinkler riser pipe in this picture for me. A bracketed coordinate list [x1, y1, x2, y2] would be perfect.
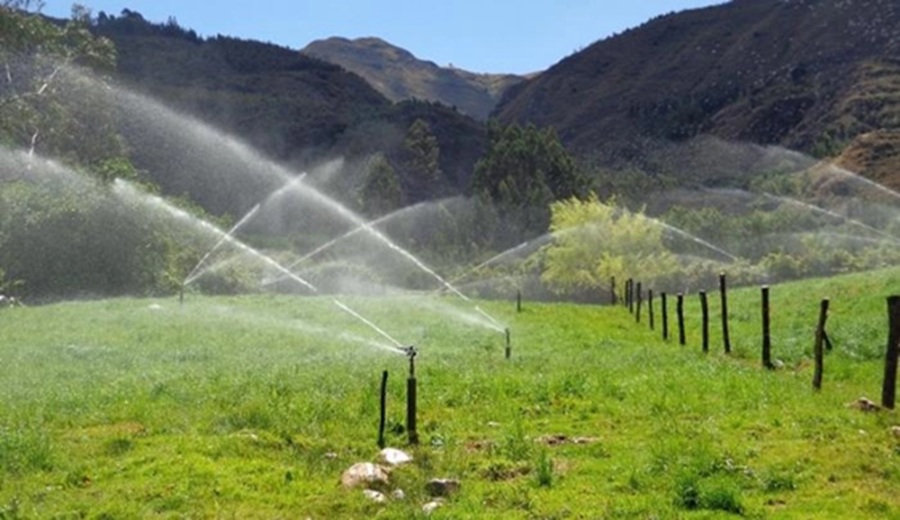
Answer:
[505, 328, 511, 359]
[407, 376, 418, 445]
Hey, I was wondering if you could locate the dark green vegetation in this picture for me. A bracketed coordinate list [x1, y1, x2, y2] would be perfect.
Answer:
[90, 10, 489, 213]
[1, 268, 900, 517]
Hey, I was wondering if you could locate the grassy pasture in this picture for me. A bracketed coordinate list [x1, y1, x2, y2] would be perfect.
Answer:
[0, 269, 899, 518]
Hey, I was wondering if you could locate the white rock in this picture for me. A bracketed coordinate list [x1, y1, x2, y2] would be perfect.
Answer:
[391, 489, 406, 500]
[422, 499, 444, 514]
[363, 489, 387, 503]
[379, 447, 413, 466]
[340, 462, 390, 489]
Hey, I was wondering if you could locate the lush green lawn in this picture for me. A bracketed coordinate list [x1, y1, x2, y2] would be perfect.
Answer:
[1, 269, 900, 518]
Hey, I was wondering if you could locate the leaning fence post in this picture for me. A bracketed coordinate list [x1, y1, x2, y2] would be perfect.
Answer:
[700, 291, 709, 354]
[762, 286, 774, 369]
[813, 298, 830, 390]
[881, 296, 900, 409]
[648, 289, 655, 330]
[720, 273, 731, 354]
[677, 293, 686, 346]
[661, 292, 669, 341]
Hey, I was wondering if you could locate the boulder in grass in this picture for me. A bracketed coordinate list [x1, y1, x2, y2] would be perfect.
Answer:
[340, 462, 390, 489]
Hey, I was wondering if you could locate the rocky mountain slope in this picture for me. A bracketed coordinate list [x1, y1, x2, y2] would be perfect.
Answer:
[494, 0, 900, 187]
[303, 36, 524, 120]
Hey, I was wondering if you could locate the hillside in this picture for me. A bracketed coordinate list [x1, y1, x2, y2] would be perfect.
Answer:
[303, 37, 525, 121]
[494, 0, 900, 188]
[90, 11, 487, 214]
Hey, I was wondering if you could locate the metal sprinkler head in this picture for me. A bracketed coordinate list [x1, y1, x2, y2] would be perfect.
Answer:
[404, 345, 417, 378]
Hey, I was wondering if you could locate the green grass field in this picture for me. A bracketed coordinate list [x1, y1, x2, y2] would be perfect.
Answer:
[1, 268, 900, 518]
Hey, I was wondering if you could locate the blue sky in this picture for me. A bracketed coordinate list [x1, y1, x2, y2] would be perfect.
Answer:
[43, 1, 726, 74]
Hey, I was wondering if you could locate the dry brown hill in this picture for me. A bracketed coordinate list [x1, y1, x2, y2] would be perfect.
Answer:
[494, 0, 900, 188]
[302, 37, 524, 120]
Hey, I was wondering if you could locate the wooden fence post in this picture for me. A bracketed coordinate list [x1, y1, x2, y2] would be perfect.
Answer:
[720, 273, 731, 354]
[761, 285, 774, 369]
[881, 296, 900, 409]
[648, 289, 655, 330]
[813, 298, 829, 390]
[636, 282, 643, 323]
[610, 276, 617, 306]
[628, 279, 634, 313]
[700, 291, 709, 354]
[677, 293, 686, 346]
[661, 292, 669, 341]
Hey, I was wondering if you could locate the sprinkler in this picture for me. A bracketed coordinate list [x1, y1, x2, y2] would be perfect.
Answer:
[404, 345, 417, 378]
[505, 328, 511, 359]
[404, 345, 419, 445]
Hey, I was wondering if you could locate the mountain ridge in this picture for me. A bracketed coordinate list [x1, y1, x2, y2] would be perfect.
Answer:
[493, 0, 900, 188]
[302, 36, 525, 120]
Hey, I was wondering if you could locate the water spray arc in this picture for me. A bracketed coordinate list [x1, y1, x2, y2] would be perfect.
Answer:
[183, 203, 262, 286]
[264, 199, 441, 284]
[114, 179, 409, 355]
[249, 178, 508, 333]
[761, 193, 900, 246]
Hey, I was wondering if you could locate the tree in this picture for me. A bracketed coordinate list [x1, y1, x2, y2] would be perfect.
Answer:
[359, 153, 402, 217]
[404, 118, 442, 200]
[540, 194, 679, 296]
[0, 5, 119, 167]
[471, 122, 587, 245]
